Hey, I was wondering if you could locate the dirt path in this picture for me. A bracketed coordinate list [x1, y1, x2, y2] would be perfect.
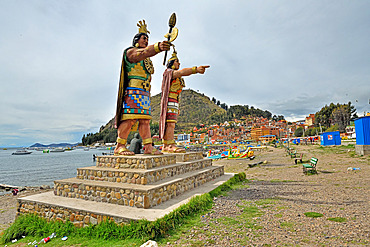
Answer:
[164, 144, 369, 246]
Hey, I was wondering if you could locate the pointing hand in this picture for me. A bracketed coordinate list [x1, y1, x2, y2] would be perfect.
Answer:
[197, 65, 210, 74]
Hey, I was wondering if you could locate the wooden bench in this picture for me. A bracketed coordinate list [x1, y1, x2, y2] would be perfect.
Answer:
[302, 157, 318, 174]
[294, 153, 303, 164]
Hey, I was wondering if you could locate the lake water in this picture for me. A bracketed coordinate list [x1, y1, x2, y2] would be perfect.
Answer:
[0, 148, 111, 194]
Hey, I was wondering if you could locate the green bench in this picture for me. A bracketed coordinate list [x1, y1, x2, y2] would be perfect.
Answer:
[302, 157, 318, 174]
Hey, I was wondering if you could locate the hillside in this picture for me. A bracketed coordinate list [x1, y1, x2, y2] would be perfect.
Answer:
[151, 89, 227, 130]
[102, 89, 226, 132]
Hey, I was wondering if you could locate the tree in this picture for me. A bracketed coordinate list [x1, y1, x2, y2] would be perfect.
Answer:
[150, 121, 159, 136]
[315, 102, 357, 129]
[216, 100, 220, 106]
[332, 105, 351, 132]
[220, 103, 228, 111]
[294, 127, 304, 137]
[211, 97, 216, 104]
[326, 124, 339, 132]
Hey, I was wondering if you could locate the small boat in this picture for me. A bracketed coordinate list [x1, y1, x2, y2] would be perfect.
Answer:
[12, 149, 32, 155]
[50, 148, 65, 152]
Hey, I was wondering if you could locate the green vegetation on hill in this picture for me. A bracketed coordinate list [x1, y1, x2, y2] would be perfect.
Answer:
[151, 89, 228, 130]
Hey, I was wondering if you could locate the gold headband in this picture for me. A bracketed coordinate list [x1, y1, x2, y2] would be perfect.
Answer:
[168, 51, 178, 63]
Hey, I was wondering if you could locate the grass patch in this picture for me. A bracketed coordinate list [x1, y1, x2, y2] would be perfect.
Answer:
[304, 212, 323, 218]
[280, 221, 295, 231]
[2, 173, 248, 246]
[305, 170, 318, 175]
[328, 217, 347, 223]
[255, 198, 278, 206]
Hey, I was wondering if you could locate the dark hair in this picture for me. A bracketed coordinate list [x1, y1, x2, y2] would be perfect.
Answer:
[166, 59, 176, 69]
[132, 33, 149, 46]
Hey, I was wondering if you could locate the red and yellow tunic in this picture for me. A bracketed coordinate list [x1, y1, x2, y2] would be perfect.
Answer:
[166, 77, 185, 123]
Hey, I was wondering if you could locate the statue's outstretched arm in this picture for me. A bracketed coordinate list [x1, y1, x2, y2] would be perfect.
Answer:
[172, 65, 210, 78]
[127, 41, 170, 63]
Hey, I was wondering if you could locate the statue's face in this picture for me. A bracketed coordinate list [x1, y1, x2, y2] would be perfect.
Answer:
[137, 35, 148, 48]
[173, 59, 180, 70]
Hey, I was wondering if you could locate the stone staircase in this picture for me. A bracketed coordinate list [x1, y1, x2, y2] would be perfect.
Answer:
[17, 152, 226, 225]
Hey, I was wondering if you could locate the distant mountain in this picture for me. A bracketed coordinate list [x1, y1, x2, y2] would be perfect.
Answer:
[30, 143, 80, 148]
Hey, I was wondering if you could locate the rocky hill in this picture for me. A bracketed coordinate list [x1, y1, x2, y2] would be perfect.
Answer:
[151, 89, 227, 129]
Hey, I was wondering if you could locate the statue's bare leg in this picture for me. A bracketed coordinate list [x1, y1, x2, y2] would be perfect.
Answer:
[139, 119, 162, 155]
[114, 119, 135, 155]
[162, 122, 185, 153]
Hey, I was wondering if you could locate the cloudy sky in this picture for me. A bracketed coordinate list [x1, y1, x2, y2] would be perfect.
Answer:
[1, 1, 369, 147]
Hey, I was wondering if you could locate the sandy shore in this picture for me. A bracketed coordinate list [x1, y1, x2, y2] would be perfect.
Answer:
[0, 187, 52, 234]
[1, 144, 369, 246]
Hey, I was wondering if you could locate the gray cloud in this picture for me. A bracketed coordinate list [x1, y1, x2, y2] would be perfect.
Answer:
[1, 1, 369, 146]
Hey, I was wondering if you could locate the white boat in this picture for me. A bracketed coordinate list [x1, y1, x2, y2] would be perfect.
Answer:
[50, 148, 65, 152]
[12, 149, 32, 155]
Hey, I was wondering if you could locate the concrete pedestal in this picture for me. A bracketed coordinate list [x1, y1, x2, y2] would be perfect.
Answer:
[355, 145, 370, 155]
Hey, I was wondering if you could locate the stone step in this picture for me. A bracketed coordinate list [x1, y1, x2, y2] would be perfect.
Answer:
[94, 152, 203, 170]
[171, 152, 204, 162]
[95, 154, 176, 169]
[17, 173, 233, 226]
[77, 158, 212, 185]
[54, 165, 224, 209]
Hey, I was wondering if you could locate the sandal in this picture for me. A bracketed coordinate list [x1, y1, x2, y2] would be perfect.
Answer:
[144, 147, 162, 155]
[162, 144, 186, 153]
[114, 147, 134, 156]
[167, 147, 186, 153]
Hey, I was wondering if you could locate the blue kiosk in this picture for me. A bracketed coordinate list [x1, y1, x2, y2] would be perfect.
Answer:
[355, 116, 370, 155]
[320, 131, 341, 146]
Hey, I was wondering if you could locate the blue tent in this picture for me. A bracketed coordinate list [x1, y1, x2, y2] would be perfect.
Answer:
[320, 131, 341, 146]
[355, 116, 370, 145]
[292, 138, 301, 144]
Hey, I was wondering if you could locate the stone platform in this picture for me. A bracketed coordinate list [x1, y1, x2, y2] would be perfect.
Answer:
[355, 145, 370, 155]
[17, 152, 227, 225]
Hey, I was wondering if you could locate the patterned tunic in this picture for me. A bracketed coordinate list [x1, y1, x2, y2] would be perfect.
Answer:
[121, 48, 154, 121]
[166, 77, 185, 123]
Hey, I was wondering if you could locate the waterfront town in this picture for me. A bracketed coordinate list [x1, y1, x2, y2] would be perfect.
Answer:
[158, 113, 362, 146]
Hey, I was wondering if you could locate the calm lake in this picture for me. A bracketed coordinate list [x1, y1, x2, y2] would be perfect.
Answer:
[0, 148, 110, 194]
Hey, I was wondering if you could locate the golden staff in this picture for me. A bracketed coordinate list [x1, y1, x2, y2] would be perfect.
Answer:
[163, 13, 177, 65]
